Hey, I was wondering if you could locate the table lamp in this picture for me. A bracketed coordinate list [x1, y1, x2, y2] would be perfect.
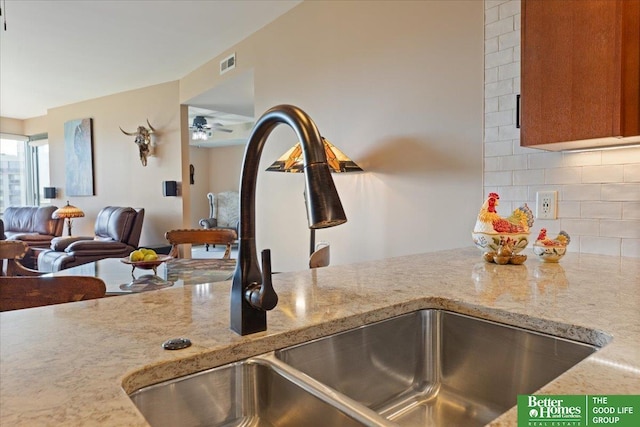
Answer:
[52, 201, 85, 236]
[266, 138, 362, 255]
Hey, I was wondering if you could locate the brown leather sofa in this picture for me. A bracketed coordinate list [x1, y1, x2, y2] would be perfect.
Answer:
[37, 206, 145, 272]
[2, 206, 64, 247]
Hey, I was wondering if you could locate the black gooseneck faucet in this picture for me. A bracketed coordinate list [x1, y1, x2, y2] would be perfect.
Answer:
[230, 104, 347, 335]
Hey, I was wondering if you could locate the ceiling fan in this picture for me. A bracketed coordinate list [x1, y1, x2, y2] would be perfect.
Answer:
[190, 116, 233, 140]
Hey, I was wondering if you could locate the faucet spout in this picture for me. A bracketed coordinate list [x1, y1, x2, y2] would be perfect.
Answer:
[231, 105, 347, 335]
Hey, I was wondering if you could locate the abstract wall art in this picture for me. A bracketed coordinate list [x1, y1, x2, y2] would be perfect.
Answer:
[64, 118, 95, 196]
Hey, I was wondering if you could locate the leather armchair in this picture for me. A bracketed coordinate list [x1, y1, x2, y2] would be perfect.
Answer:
[37, 206, 145, 272]
[2, 206, 64, 248]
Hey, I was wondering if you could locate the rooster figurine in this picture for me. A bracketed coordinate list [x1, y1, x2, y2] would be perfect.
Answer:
[533, 228, 570, 262]
[535, 228, 570, 247]
[474, 193, 534, 234]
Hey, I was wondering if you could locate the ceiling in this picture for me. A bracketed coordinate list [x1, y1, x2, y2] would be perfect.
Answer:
[0, 0, 301, 120]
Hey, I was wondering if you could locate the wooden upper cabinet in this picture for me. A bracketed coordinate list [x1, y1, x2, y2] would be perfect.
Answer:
[521, 0, 640, 150]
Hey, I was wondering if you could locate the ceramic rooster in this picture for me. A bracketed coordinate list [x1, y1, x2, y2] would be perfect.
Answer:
[473, 192, 534, 234]
[535, 228, 570, 247]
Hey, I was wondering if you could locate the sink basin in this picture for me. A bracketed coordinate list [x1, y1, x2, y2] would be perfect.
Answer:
[129, 358, 375, 427]
[275, 310, 599, 426]
[129, 309, 599, 427]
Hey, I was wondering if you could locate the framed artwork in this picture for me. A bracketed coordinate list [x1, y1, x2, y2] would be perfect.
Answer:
[64, 118, 95, 196]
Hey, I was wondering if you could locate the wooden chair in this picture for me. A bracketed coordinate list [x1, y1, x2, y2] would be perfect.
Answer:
[0, 276, 106, 311]
[165, 229, 237, 259]
[309, 243, 330, 268]
[0, 241, 43, 276]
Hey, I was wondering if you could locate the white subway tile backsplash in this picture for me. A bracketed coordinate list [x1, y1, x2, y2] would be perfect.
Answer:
[581, 165, 624, 183]
[486, 1, 509, 11]
[495, 185, 527, 201]
[513, 74, 520, 91]
[581, 202, 622, 219]
[561, 219, 600, 236]
[601, 183, 640, 201]
[484, 127, 500, 143]
[580, 237, 621, 257]
[527, 151, 564, 169]
[498, 125, 520, 141]
[498, 93, 516, 112]
[485, 67, 499, 83]
[624, 164, 640, 182]
[498, 93, 517, 110]
[499, 0, 521, 19]
[485, 140, 513, 156]
[485, 48, 514, 69]
[485, 171, 512, 186]
[600, 220, 640, 238]
[485, 38, 499, 54]
[485, 6, 499, 24]
[485, 110, 513, 127]
[485, 97, 499, 113]
[559, 201, 581, 218]
[484, 157, 501, 172]
[485, 79, 513, 98]
[498, 61, 520, 80]
[485, 17, 514, 39]
[563, 151, 602, 167]
[514, 169, 544, 185]
[533, 218, 560, 232]
[621, 239, 640, 257]
[563, 184, 601, 201]
[484, 0, 640, 257]
[545, 167, 582, 185]
[528, 185, 562, 199]
[622, 202, 640, 219]
[500, 154, 527, 170]
[498, 30, 520, 50]
[601, 147, 640, 164]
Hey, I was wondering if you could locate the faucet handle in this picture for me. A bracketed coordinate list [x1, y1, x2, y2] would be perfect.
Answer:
[244, 249, 278, 311]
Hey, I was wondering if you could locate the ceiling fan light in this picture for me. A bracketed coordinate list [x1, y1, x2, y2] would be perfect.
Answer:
[193, 116, 208, 128]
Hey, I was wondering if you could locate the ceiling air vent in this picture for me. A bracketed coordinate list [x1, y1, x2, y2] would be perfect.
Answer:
[220, 53, 236, 75]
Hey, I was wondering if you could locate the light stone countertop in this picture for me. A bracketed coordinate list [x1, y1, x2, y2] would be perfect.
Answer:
[1, 247, 638, 426]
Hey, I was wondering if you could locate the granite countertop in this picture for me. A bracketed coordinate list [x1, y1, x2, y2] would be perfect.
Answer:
[1, 247, 638, 426]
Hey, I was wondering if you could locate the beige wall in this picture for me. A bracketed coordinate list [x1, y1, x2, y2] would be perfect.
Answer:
[3, 1, 485, 271]
[182, 0, 485, 271]
[0, 117, 24, 135]
[46, 81, 184, 246]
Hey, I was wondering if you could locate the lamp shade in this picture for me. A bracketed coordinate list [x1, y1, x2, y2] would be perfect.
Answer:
[266, 138, 362, 173]
[52, 201, 85, 219]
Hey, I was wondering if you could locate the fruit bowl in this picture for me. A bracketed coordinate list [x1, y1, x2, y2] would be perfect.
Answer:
[120, 255, 172, 275]
[471, 232, 530, 254]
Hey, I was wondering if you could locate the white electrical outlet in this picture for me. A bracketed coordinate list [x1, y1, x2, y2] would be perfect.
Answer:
[536, 191, 557, 219]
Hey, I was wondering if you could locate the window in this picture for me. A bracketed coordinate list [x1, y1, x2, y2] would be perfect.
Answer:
[0, 133, 49, 215]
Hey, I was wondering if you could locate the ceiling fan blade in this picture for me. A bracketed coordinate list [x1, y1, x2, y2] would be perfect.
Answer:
[212, 122, 233, 133]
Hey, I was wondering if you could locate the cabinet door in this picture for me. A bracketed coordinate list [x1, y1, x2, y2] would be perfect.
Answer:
[521, 0, 640, 148]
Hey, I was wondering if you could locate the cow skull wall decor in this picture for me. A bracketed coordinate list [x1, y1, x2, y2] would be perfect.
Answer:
[119, 119, 157, 166]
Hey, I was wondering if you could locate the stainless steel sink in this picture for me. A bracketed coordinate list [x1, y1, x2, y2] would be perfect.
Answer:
[129, 309, 599, 427]
[129, 358, 380, 427]
[275, 310, 599, 426]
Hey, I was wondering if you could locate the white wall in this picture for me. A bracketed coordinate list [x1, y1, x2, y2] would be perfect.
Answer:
[484, 0, 640, 257]
[182, 1, 485, 271]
